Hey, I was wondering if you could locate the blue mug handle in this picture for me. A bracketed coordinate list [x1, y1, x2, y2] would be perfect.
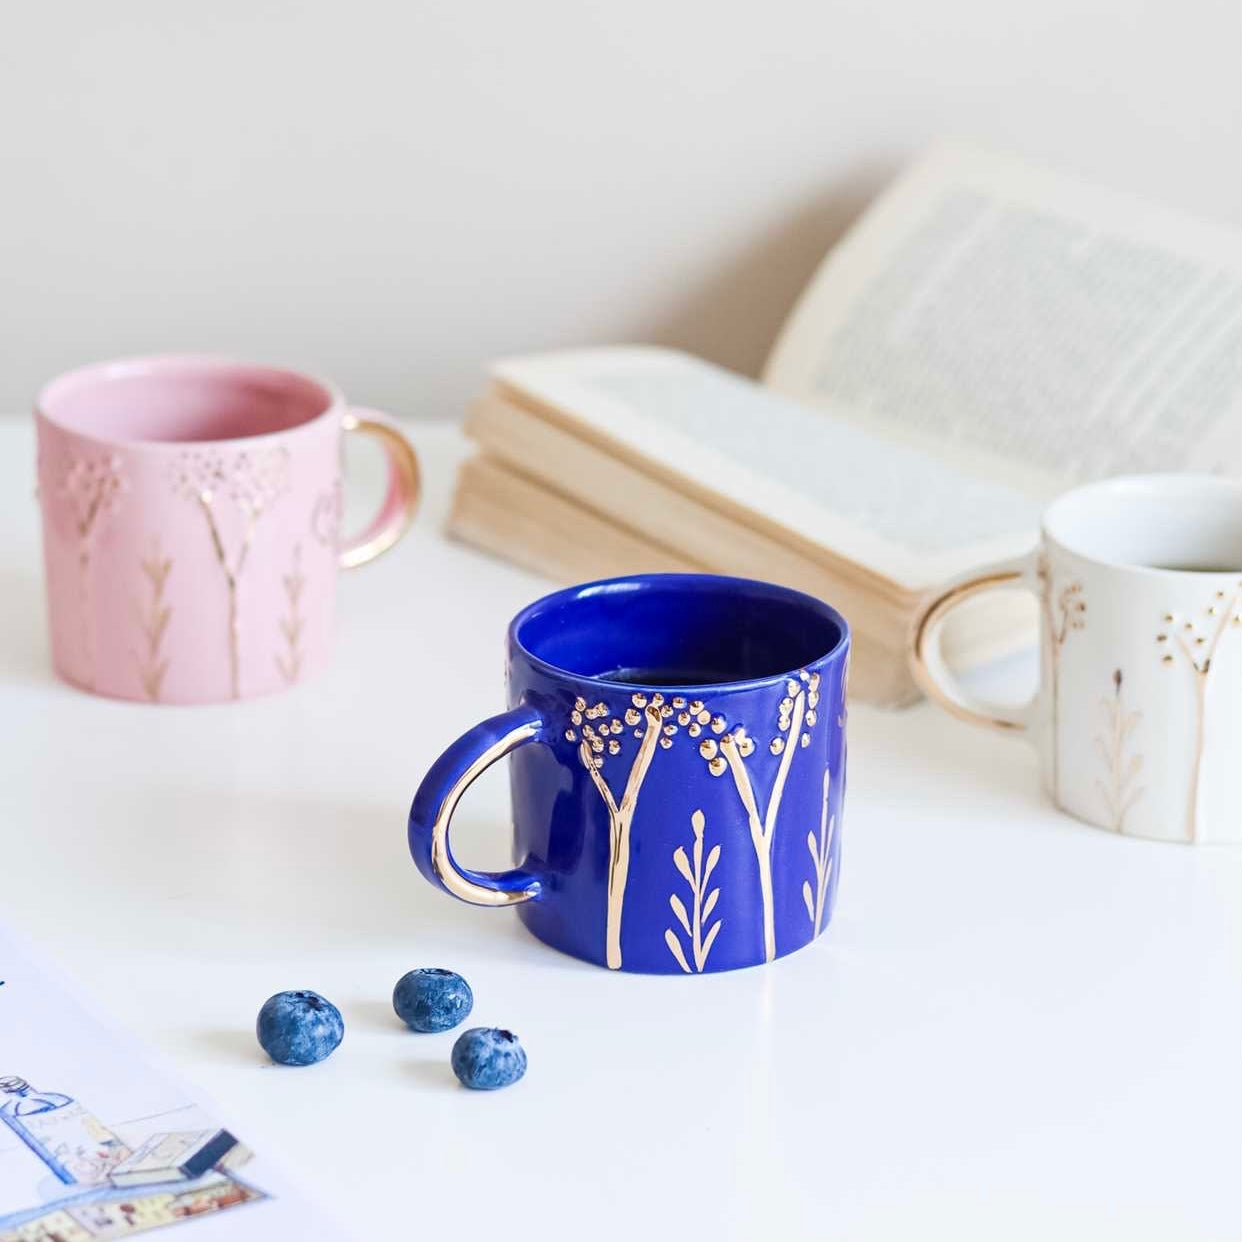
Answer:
[408, 705, 547, 906]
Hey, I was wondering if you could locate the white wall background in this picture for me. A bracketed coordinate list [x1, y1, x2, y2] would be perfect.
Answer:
[2, 0, 1240, 418]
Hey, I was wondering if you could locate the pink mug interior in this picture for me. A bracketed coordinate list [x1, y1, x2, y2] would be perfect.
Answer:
[38, 357, 337, 445]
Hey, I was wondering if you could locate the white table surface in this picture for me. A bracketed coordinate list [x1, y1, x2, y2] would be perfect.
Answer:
[1, 421, 1239, 1241]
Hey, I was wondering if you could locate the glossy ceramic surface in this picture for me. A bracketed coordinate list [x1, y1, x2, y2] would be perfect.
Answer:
[35, 356, 419, 703]
[912, 474, 1242, 844]
[409, 574, 851, 973]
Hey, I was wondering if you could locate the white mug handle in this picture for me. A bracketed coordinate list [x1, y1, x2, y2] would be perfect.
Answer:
[909, 552, 1041, 734]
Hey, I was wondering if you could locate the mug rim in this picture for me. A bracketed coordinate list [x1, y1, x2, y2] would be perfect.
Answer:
[508, 572, 851, 694]
[34, 354, 346, 451]
[1043, 472, 1242, 578]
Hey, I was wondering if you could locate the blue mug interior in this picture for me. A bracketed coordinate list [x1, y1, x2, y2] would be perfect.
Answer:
[511, 574, 847, 688]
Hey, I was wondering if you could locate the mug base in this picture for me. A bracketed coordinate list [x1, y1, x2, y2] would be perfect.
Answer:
[1047, 783, 1236, 846]
[516, 903, 832, 975]
[50, 653, 328, 707]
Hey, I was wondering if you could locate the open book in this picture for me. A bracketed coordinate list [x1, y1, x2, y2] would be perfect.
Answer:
[452, 142, 1242, 704]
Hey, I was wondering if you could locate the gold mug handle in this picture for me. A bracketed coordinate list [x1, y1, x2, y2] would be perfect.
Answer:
[339, 408, 422, 569]
[909, 553, 1039, 734]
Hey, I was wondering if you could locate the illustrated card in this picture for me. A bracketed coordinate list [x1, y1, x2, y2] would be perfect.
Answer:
[0, 924, 348, 1241]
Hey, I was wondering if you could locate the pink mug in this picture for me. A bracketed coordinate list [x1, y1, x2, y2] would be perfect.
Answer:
[35, 356, 421, 704]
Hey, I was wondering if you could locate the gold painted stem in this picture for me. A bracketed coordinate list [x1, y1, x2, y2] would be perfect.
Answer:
[77, 546, 93, 689]
[1187, 669, 1207, 843]
[1172, 587, 1237, 843]
[721, 692, 805, 964]
[755, 847, 775, 960]
[1049, 652, 1061, 803]
[605, 809, 632, 971]
[67, 471, 117, 691]
[690, 869, 703, 968]
[766, 692, 805, 841]
[78, 489, 105, 544]
[276, 544, 305, 684]
[1104, 684, 1125, 832]
[813, 769, 832, 933]
[720, 736, 769, 951]
[225, 581, 241, 700]
[689, 820, 705, 969]
[726, 775, 771, 957]
[584, 705, 663, 971]
[1042, 590, 1070, 805]
[665, 809, 722, 973]
[137, 543, 172, 701]
[198, 494, 258, 701]
[580, 740, 619, 819]
[77, 487, 100, 682]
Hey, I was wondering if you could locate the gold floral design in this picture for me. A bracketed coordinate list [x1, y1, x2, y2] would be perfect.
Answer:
[312, 479, 344, 548]
[58, 452, 128, 536]
[170, 448, 288, 699]
[49, 452, 128, 687]
[1097, 670, 1142, 834]
[802, 768, 835, 933]
[1157, 582, 1241, 841]
[697, 670, 820, 962]
[665, 810, 723, 973]
[275, 542, 305, 685]
[1094, 669, 1143, 833]
[136, 539, 172, 702]
[567, 692, 680, 970]
[1039, 559, 1086, 801]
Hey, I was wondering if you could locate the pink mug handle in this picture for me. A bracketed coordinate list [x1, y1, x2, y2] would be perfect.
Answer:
[338, 407, 421, 569]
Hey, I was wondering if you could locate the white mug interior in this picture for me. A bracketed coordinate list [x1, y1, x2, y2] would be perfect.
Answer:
[1043, 474, 1242, 573]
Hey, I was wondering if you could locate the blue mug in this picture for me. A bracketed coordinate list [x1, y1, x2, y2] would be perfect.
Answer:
[408, 574, 850, 973]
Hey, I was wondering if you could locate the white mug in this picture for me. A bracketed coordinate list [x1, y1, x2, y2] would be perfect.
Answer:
[911, 475, 1242, 844]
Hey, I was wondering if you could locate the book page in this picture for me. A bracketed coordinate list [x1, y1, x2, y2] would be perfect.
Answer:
[765, 142, 1242, 485]
[489, 148, 1242, 594]
[492, 348, 1041, 590]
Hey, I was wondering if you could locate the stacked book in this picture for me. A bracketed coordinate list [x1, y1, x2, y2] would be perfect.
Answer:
[449, 145, 1242, 705]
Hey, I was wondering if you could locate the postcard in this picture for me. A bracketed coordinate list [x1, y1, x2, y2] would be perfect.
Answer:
[0, 923, 349, 1241]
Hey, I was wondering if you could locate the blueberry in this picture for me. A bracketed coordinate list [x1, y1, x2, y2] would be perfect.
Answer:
[256, 990, 344, 1066]
[450, 1027, 527, 1090]
[392, 968, 473, 1033]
